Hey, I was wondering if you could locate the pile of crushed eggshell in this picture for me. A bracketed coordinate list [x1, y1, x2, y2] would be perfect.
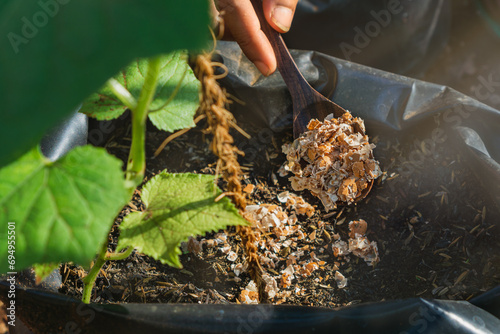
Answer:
[280, 112, 382, 211]
[192, 113, 382, 304]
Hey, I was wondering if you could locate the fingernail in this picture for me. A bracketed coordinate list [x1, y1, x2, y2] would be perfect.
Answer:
[271, 6, 293, 32]
[254, 60, 272, 76]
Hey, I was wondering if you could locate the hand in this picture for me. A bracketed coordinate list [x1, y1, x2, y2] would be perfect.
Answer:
[212, 0, 298, 76]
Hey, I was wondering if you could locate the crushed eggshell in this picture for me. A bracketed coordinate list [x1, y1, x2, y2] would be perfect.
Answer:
[215, 233, 227, 244]
[227, 251, 238, 262]
[245, 204, 301, 257]
[349, 236, 379, 266]
[332, 240, 349, 257]
[220, 245, 232, 254]
[279, 113, 382, 211]
[204, 239, 216, 248]
[332, 219, 380, 266]
[243, 183, 255, 194]
[277, 191, 315, 217]
[262, 274, 279, 299]
[280, 264, 295, 288]
[232, 263, 245, 276]
[239, 280, 259, 304]
[335, 271, 348, 289]
[349, 219, 368, 238]
[200, 195, 380, 305]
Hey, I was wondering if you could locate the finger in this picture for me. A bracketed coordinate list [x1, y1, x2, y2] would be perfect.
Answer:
[263, 0, 298, 33]
[210, 0, 234, 41]
[216, 0, 276, 76]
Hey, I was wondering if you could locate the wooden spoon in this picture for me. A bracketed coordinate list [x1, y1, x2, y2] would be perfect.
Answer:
[249, 0, 374, 201]
[250, 0, 348, 139]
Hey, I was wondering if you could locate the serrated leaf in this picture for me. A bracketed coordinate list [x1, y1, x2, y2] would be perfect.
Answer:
[79, 81, 130, 121]
[147, 52, 200, 132]
[0, 146, 131, 273]
[117, 172, 249, 268]
[0, 0, 209, 166]
[81, 51, 200, 131]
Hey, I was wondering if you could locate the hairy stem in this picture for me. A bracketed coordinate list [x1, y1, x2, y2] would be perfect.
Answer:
[82, 243, 134, 303]
[125, 56, 162, 190]
[82, 57, 162, 303]
[105, 247, 133, 261]
[82, 241, 108, 304]
[107, 78, 137, 110]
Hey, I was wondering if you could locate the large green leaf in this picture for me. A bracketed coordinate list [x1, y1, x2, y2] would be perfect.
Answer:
[0, 0, 210, 166]
[81, 51, 200, 132]
[0, 146, 131, 272]
[118, 172, 249, 268]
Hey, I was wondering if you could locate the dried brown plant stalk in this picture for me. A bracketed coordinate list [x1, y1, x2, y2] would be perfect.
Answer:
[194, 52, 268, 302]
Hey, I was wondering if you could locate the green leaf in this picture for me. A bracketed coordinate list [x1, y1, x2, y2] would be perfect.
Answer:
[0, 146, 131, 273]
[147, 52, 201, 132]
[0, 0, 210, 166]
[79, 80, 132, 121]
[81, 51, 201, 133]
[117, 172, 249, 268]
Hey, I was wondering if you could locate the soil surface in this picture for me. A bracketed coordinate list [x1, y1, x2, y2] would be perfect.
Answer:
[58, 109, 500, 307]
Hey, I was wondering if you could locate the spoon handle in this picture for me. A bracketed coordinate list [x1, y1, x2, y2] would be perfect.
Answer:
[249, 0, 312, 99]
[250, 0, 346, 138]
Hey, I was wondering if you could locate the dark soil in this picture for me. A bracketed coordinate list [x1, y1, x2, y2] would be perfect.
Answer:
[59, 109, 500, 307]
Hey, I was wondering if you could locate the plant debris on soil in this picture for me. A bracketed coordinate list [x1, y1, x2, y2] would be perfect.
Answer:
[59, 111, 500, 308]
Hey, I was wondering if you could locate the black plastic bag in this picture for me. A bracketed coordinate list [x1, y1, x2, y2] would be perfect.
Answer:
[284, 0, 451, 76]
[2, 282, 500, 334]
[40, 107, 87, 161]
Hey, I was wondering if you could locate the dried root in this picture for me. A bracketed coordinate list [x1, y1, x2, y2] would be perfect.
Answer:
[194, 51, 267, 301]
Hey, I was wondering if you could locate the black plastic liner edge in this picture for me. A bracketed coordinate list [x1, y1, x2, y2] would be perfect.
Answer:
[2, 282, 500, 334]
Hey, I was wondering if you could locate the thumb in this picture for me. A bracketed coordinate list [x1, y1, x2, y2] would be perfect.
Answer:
[263, 0, 298, 33]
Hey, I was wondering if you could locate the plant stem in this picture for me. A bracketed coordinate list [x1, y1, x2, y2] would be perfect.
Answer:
[125, 56, 163, 190]
[82, 241, 108, 304]
[82, 242, 134, 304]
[107, 78, 137, 110]
[82, 57, 162, 304]
[105, 247, 133, 261]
